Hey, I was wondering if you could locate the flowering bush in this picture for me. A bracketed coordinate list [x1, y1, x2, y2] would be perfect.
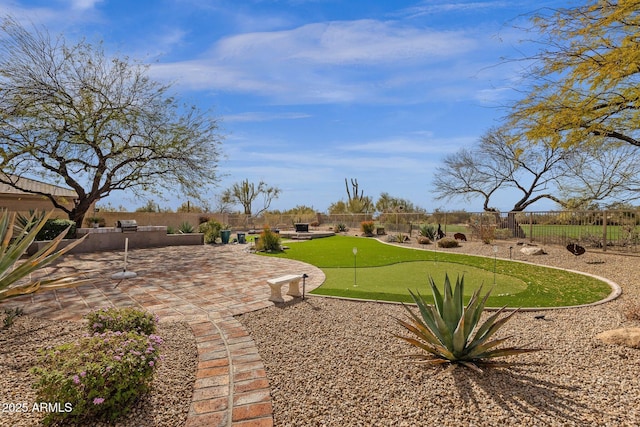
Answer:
[85, 307, 158, 335]
[31, 330, 163, 425]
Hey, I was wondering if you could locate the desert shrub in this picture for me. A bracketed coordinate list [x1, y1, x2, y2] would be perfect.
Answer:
[437, 238, 459, 248]
[416, 236, 431, 245]
[36, 218, 76, 240]
[494, 228, 513, 240]
[361, 220, 375, 235]
[85, 307, 158, 336]
[199, 219, 222, 244]
[178, 221, 194, 233]
[395, 274, 538, 372]
[166, 226, 177, 234]
[419, 224, 437, 240]
[335, 223, 348, 232]
[256, 227, 281, 252]
[198, 216, 211, 224]
[31, 330, 163, 425]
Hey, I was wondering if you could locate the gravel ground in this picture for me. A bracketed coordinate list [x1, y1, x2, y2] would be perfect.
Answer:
[237, 238, 640, 426]
[0, 317, 197, 427]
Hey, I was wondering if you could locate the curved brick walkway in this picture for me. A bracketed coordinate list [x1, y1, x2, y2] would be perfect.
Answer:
[0, 244, 324, 427]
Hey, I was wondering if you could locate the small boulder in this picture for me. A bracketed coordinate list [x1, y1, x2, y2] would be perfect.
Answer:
[520, 246, 547, 255]
[596, 328, 640, 349]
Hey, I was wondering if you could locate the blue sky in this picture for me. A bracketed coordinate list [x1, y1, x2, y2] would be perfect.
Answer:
[1, 0, 574, 213]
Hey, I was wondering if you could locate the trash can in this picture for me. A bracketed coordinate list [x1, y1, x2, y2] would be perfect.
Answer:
[237, 232, 246, 244]
[221, 229, 231, 244]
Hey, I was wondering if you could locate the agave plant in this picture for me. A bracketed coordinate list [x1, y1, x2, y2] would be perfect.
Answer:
[0, 210, 89, 301]
[395, 274, 538, 372]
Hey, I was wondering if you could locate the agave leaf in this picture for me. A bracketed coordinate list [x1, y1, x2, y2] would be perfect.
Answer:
[469, 308, 520, 349]
[405, 294, 448, 347]
[0, 210, 90, 300]
[441, 274, 458, 332]
[0, 227, 87, 289]
[479, 347, 541, 358]
[463, 286, 492, 339]
[465, 336, 513, 359]
[452, 310, 468, 357]
[395, 316, 451, 356]
[428, 276, 444, 315]
[459, 360, 483, 373]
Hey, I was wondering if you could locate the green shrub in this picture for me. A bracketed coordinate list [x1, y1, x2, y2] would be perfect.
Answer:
[335, 223, 348, 232]
[178, 221, 194, 233]
[85, 307, 158, 335]
[256, 227, 281, 252]
[199, 219, 222, 244]
[437, 238, 459, 248]
[419, 224, 437, 240]
[395, 274, 538, 372]
[360, 220, 375, 235]
[166, 226, 177, 234]
[31, 330, 163, 425]
[36, 218, 76, 240]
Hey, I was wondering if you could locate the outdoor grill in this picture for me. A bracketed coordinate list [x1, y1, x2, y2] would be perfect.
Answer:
[117, 219, 138, 233]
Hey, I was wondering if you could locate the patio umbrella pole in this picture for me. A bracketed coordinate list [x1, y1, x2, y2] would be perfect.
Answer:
[112, 238, 137, 285]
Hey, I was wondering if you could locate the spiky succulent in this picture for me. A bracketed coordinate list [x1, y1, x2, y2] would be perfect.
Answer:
[395, 274, 538, 372]
[0, 210, 89, 300]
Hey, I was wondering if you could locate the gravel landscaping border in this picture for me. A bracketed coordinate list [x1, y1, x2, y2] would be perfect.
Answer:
[238, 239, 640, 426]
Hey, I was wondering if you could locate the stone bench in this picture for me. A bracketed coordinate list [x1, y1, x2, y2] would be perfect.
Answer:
[267, 274, 303, 302]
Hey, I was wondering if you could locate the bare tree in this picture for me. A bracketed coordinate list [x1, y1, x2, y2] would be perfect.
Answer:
[0, 18, 223, 227]
[220, 179, 281, 216]
[434, 128, 569, 212]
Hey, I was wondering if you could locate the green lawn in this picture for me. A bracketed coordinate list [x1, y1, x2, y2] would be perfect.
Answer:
[264, 235, 612, 307]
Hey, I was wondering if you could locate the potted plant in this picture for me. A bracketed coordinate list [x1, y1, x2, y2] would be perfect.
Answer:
[220, 225, 232, 244]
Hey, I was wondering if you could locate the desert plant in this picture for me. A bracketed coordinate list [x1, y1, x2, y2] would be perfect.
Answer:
[256, 226, 281, 252]
[2, 306, 24, 329]
[85, 307, 158, 335]
[178, 221, 195, 233]
[419, 224, 437, 241]
[437, 238, 460, 248]
[335, 223, 348, 233]
[395, 274, 538, 372]
[416, 236, 431, 245]
[199, 219, 222, 244]
[31, 330, 163, 424]
[361, 220, 375, 236]
[0, 210, 89, 301]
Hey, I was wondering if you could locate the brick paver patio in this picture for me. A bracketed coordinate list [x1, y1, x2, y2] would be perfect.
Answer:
[0, 243, 324, 427]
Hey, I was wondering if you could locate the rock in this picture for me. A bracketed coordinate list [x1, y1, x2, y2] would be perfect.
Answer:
[596, 328, 640, 349]
[520, 246, 547, 255]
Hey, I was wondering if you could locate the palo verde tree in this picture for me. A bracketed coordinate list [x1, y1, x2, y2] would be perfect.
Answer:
[508, 0, 640, 149]
[220, 179, 281, 216]
[0, 17, 223, 228]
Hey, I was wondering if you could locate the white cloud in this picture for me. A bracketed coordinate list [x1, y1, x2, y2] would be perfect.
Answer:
[223, 111, 312, 122]
[70, 0, 103, 11]
[148, 18, 499, 105]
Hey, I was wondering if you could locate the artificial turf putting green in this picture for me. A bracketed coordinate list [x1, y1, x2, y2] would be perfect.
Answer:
[263, 235, 613, 307]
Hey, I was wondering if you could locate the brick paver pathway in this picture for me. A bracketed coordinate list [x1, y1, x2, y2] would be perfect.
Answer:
[1, 244, 324, 426]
